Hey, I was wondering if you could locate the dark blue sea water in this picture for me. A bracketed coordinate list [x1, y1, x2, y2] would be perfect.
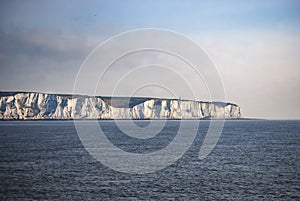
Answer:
[0, 120, 299, 200]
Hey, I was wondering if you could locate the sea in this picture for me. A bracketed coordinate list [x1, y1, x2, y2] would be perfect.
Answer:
[0, 120, 299, 200]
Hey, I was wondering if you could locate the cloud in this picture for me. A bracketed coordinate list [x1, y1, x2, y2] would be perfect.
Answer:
[193, 30, 300, 118]
[0, 26, 299, 118]
[0, 28, 107, 94]
[0, 28, 96, 61]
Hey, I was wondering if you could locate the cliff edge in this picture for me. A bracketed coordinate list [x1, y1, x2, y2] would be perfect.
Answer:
[0, 92, 241, 120]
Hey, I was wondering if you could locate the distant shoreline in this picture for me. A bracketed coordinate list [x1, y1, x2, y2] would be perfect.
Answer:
[0, 118, 266, 121]
[0, 91, 242, 120]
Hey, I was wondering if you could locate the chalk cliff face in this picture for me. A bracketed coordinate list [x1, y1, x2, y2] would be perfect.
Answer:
[0, 92, 241, 120]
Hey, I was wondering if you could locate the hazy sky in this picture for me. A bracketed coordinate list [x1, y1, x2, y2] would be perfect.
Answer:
[0, 0, 299, 119]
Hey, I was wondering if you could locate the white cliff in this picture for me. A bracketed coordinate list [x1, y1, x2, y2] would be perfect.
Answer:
[0, 92, 241, 120]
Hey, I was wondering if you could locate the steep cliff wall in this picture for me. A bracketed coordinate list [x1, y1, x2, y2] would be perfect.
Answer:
[0, 92, 241, 120]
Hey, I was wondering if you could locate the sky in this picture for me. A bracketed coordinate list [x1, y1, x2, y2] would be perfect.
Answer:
[0, 0, 299, 119]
